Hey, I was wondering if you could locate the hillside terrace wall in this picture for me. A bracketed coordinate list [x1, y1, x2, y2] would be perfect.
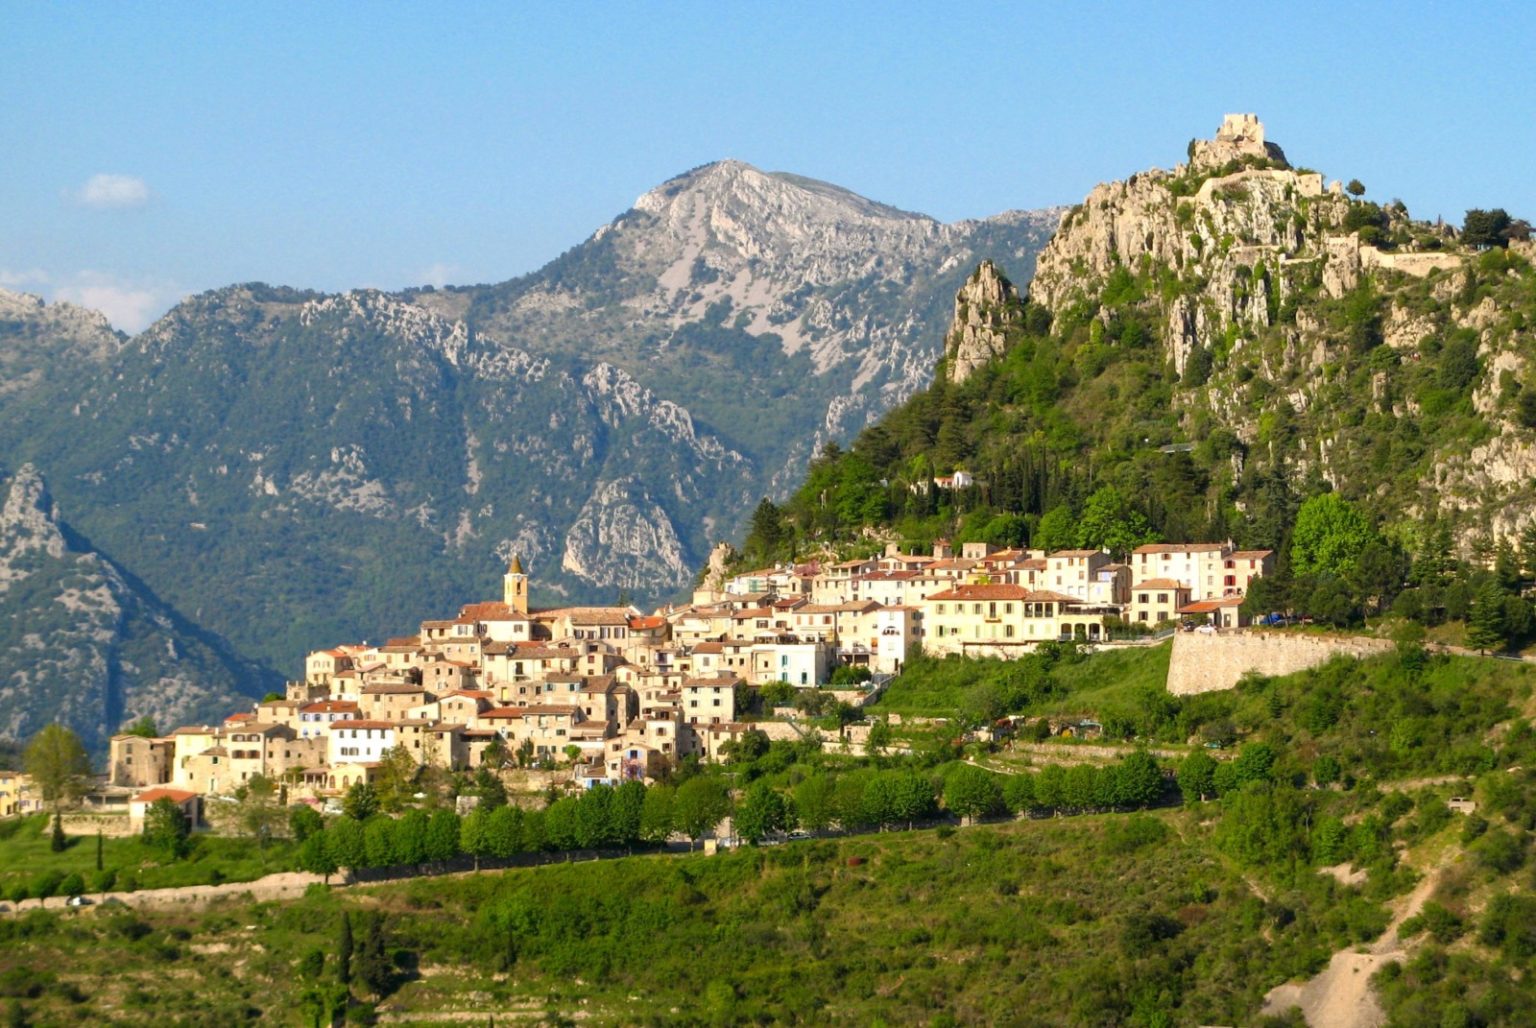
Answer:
[1166, 630, 1394, 695]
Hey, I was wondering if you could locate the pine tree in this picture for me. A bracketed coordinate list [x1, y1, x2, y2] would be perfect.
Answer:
[1467, 582, 1508, 654]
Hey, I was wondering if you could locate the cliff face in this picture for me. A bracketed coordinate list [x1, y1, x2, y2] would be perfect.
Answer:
[0, 466, 261, 749]
[1023, 113, 1536, 551]
[943, 261, 1024, 384]
[0, 161, 1059, 706]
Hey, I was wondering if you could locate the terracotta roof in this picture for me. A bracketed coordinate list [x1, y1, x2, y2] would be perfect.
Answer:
[1179, 597, 1246, 612]
[1229, 550, 1274, 560]
[1134, 578, 1189, 590]
[1047, 549, 1101, 559]
[360, 684, 428, 695]
[628, 615, 667, 630]
[301, 701, 360, 714]
[326, 719, 397, 731]
[925, 583, 1030, 600]
[479, 706, 531, 719]
[1133, 543, 1228, 555]
[730, 607, 775, 620]
[224, 712, 255, 723]
[134, 788, 198, 804]
[691, 641, 725, 654]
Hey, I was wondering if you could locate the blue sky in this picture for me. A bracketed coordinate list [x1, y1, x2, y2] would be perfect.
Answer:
[4, 2, 1533, 331]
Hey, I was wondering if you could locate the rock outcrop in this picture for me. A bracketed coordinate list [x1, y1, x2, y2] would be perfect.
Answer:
[1023, 113, 1533, 556]
[943, 261, 1023, 383]
[0, 465, 261, 749]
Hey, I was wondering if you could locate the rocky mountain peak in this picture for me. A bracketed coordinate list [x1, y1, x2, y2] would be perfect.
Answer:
[1189, 113, 1289, 172]
[0, 463, 65, 575]
[943, 260, 1023, 383]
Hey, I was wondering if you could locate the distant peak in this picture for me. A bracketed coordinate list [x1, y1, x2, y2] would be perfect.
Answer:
[632, 158, 929, 224]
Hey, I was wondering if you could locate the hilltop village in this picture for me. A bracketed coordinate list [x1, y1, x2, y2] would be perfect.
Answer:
[101, 541, 1270, 821]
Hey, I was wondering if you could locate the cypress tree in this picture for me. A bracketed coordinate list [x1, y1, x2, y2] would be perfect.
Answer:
[336, 912, 353, 985]
[49, 814, 65, 853]
[95, 831, 103, 871]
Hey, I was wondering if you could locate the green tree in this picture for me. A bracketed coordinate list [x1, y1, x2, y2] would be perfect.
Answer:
[23, 724, 92, 812]
[460, 808, 489, 870]
[1116, 750, 1164, 809]
[226, 774, 283, 847]
[640, 784, 675, 844]
[673, 777, 732, 849]
[574, 785, 617, 849]
[1467, 581, 1509, 653]
[374, 745, 420, 813]
[342, 782, 378, 821]
[327, 816, 366, 871]
[468, 767, 508, 811]
[363, 815, 397, 868]
[1033, 504, 1076, 552]
[1291, 493, 1377, 578]
[49, 814, 66, 853]
[735, 781, 789, 844]
[58, 871, 85, 898]
[120, 715, 159, 738]
[613, 780, 645, 849]
[298, 831, 338, 883]
[1345, 178, 1366, 197]
[745, 497, 790, 560]
[792, 773, 834, 833]
[1233, 743, 1277, 785]
[485, 804, 523, 859]
[944, 765, 1003, 823]
[1462, 208, 1512, 249]
[1176, 751, 1217, 803]
[424, 808, 461, 863]
[1035, 764, 1067, 813]
[336, 912, 353, 985]
[1003, 772, 1036, 814]
[1075, 485, 1156, 557]
[288, 804, 324, 843]
[355, 912, 392, 997]
[142, 797, 191, 858]
[394, 810, 430, 866]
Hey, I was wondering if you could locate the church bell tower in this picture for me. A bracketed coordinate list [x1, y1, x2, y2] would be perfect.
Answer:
[503, 553, 528, 614]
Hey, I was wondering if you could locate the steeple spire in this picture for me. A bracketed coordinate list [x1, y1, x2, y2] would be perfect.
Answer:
[503, 552, 528, 614]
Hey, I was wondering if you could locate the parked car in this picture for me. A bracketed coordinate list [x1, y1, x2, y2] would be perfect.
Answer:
[66, 895, 93, 908]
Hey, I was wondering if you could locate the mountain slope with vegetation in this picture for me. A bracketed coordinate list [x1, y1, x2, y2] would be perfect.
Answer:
[5, 644, 1536, 1025]
[0, 465, 264, 750]
[0, 167, 1057, 726]
[742, 115, 1536, 647]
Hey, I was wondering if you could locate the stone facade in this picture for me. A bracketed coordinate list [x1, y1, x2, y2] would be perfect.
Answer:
[1166, 631, 1394, 696]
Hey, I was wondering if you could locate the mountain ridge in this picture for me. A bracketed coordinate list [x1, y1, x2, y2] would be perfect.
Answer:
[0, 161, 1060, 739]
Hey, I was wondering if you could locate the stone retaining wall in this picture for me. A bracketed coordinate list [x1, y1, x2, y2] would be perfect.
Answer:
[1166, 630, 1394, 695]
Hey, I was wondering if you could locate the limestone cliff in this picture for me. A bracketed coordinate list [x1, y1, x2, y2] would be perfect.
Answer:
[1022, 113, 1535, 553]
[943, 261, 1024, 383]
[0, 465, 262, 749]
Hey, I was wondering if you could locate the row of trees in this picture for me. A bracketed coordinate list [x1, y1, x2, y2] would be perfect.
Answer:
[295, 748, 1174, 878]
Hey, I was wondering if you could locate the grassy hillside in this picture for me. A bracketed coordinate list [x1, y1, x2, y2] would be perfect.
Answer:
[5, 646, 1535, 1024]
[0, 811, 1386, 1026]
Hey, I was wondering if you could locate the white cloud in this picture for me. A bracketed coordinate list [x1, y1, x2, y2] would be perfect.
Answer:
[73, 173, 151, 210]
[0, 268, 51, 289]
[54, 271, 181, 333]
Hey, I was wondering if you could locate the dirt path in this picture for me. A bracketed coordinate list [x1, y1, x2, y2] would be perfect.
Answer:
[1260, 859, 1445, 1027]
[1, 870, 337, 916]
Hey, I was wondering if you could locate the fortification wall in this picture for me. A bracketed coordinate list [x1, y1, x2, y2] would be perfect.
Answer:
[1166, 630, 1394, 695]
